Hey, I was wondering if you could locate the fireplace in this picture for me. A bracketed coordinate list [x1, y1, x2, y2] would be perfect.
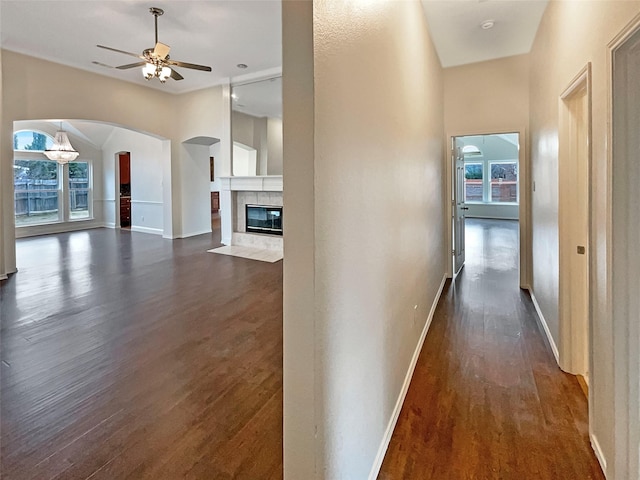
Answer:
[246, 204, 283, 236]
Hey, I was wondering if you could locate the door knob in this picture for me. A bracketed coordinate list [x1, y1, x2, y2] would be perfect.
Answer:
[461, 207, 469, 210]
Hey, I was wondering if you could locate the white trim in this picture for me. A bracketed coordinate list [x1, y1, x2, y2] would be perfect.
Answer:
[130, 226, 163, 236]
[179, 228, 213, 239]
[130, 200, 163, 205]
[219, 175, 283, 192]
[15, 221, 103, 238]
[104, 222, 116, 229]
[368, 273, 448, 480]
[529, 289, 560, 365]
[590, 433, 608, 476]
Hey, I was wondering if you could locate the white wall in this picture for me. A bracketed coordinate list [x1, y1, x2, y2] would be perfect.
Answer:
[283, 0, 445, 478]
[181, 143, 213, 237]
[102, 128, 166, 235]
[1, 51, 230, 274]
[529, 2, 640, 476]
[267, 117, 283, 175]
[443, 55, 529, 280]
[176, 85, 230, 238]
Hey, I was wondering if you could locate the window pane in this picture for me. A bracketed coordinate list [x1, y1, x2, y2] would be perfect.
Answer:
[14, 131, 54, 151]
[490, 162, 518, 203]
[69, 162, 90, 219]
[464, 163, 483, 202]
[14, 160, 59, 225]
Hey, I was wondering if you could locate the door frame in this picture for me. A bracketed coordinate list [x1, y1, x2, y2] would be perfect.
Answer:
[445, 128, 530, 288]
[608, 13, 640, 479]
[558, 63, 592, 378]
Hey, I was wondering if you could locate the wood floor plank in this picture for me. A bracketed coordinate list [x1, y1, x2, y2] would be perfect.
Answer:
[378, 219, 604, 480]
[1, 227, 282, 480]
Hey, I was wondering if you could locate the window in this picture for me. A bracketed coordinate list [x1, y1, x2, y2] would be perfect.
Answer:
[464, 163, 483, 202]
[490, 162, 518, 203]
[14, 159, 60, 226]
[463, 159, 519, 204]
[14, 130, 54, 151]
[69, 162, 90, 219]
[14, 130, 92, 226]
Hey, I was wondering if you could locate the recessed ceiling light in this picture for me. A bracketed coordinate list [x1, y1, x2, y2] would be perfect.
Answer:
[481, 20, 495, 30]
[237, 63, 248, 69]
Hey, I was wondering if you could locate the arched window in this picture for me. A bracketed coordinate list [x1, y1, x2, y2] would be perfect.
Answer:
[462, 145, 482, 156]
[13, 130, 55, 151]
[13, 129, 92, 226]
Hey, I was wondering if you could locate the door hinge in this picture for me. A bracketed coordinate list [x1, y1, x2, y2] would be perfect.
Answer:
[452, 249, 456, 255]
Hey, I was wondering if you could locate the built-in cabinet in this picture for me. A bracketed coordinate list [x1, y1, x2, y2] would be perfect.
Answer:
[120, 197, 131, 227]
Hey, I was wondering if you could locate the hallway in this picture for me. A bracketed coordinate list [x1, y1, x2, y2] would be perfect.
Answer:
[379, 219, 604, 479]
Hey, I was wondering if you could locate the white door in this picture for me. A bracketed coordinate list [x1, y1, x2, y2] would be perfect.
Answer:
[453, 138, 467, 274]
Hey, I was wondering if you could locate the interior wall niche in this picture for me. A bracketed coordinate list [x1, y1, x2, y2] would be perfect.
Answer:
[231, 76, 282, 176]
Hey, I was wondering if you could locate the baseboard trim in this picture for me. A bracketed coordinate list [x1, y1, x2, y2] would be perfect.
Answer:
[368, 273, 448, 480]
[130, 226, 163, 236]
[590, 433, 607, 476]
[528, 289, 560, 365]
[179, 228, 213, 239]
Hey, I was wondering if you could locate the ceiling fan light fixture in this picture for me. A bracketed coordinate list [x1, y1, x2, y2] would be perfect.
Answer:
[142, 62, 156, 80]
[44, 129, 79, 164]
[159, 66, 172, 83]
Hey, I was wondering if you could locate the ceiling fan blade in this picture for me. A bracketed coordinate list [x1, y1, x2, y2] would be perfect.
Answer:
[153, 42, 171, 60]
[116, 61, 148, 70]
[169, 68, 184, 81]
[166, 60, 212, 72]
[97, 45, 144, 59]
[92, 61, 114, 69]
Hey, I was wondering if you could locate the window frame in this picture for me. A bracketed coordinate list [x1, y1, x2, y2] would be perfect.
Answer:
[488, 160, 519, 204]
[463, 156, 519, 205]
[13, 151, 94, 227]
[463, 162, 484, 203]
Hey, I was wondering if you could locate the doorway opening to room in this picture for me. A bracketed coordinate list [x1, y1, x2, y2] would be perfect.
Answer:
[118, 152, 131, 229]
[450, 132, 524, 286]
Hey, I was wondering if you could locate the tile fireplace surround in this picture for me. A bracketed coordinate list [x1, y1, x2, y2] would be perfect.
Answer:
[218, 176, 283, 252]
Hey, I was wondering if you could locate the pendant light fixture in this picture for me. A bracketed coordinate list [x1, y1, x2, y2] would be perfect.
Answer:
[44, 122, 79, 164]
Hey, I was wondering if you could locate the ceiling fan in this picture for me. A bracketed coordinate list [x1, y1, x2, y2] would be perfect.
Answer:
[96, 7, 212, 83]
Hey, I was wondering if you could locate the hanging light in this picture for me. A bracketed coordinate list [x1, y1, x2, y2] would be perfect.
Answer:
[142, 63, 156, 80]
[142, 62, 172, 83]
[44, 123, 79, 164]
[159, 66, 171, 83]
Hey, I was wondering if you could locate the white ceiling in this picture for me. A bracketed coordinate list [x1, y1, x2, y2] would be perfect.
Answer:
[0, 0, 282, 94]
[421, 0, 549, 68]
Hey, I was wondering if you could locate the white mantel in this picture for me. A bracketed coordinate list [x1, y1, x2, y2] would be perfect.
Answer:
[218, 176, 283, 248]
[219, 175, 283, 192]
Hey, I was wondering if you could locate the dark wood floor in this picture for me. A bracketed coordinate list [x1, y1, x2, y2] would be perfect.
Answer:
[1, 218, 605, 480]
[379, 219, 604, 479]
[1, 226, 282, 479]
